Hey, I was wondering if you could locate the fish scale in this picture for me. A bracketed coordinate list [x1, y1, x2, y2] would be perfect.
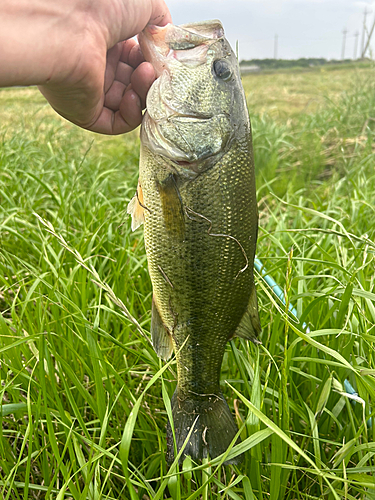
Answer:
[128, 19, 261, 463]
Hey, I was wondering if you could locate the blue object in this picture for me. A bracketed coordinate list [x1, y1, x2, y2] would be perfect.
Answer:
[344, 379, 373, 429]
[254, 257, 300, 323]
[254, 256, 372, 429]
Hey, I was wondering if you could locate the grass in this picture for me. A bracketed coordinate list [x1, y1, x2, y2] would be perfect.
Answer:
[1, 62, 375, 499]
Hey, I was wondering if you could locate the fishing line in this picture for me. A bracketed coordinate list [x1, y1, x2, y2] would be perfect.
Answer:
[185, 206, 249, 277]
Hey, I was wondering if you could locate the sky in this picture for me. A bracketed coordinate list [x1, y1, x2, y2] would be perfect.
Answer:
[166, 0, 375, 61]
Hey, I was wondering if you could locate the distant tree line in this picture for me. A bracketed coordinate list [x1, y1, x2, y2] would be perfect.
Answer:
[239, 58, 353, 70]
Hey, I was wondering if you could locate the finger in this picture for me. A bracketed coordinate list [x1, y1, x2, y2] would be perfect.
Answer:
[119, 89, 143, 130]
[104, 80, 126, 111]
[104, 44, 122, 92]
[88, 89, 142, 135]
[130, 61, 155, 108]
[150, 0, 172, 26]
[104, 60, 137, 111]
[114, 0, 172, 43]
[120, 40, 145, 68]
[115, 61, 134, 85]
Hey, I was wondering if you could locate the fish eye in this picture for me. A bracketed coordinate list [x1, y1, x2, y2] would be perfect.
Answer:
[213, 59, 232, 81]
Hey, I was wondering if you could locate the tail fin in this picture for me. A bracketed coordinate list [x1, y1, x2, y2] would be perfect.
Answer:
[166, 390, 242, 464]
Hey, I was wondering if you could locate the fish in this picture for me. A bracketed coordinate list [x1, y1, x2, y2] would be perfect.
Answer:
[127, 19, 261, 464]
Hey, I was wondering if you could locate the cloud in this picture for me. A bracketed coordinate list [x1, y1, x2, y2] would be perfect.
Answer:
[167, 0, 375, 59]
[354, 1, 375, 7]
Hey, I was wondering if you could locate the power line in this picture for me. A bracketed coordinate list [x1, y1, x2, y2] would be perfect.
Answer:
[238, 34, 358, 45]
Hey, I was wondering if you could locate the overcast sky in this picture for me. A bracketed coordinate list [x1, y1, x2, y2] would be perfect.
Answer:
[167, 0, 375, 60]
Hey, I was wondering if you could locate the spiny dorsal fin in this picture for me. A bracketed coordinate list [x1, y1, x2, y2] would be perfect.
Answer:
[127, 181, 145, 231]
[232, 285, 262, 343]
[151, 297, 174, 360]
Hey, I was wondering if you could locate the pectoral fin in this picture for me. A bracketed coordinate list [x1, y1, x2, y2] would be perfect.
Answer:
[151, 298, 174, 360]
[127, 181, 145, 231]
[232, 285, 262, 343]
[157, 174, 185, 239]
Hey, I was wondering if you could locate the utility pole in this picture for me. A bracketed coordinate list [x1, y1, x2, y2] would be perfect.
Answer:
[353, 31, 359, 60]
[274, 34, 278, 60]
[341, 28, 348, 60]
[362, 15, 375, 58]
[360, 8, 368, 58]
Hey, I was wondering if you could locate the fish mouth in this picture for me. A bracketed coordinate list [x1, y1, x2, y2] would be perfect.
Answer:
[139, 20, 232, 175]
[139, 20, 224, 76]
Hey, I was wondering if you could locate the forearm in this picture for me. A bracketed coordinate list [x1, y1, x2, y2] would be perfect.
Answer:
[0, 0, 91, 87]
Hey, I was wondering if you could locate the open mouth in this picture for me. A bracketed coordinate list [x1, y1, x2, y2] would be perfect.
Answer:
[139, 21, 224, 77]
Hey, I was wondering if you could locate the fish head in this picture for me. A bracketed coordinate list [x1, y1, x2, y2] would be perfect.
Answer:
[139, 20, 249, 176]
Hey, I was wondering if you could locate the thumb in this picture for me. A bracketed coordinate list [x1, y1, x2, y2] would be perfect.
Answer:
[105, 0, 172, 48]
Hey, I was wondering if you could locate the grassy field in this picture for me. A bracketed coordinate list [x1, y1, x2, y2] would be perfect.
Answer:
[1, 62, 375, 499]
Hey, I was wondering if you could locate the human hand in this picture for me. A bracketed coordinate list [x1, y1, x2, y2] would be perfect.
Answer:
[40, 0, 171, 134]
[1, 0, 171, 134]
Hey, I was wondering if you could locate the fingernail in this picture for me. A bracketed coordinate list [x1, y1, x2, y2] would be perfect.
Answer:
[130, 90, 141, 108]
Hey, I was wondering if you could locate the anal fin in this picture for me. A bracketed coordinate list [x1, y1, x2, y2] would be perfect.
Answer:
[232, 285, 262, 343]
[151, 297, 174, 360]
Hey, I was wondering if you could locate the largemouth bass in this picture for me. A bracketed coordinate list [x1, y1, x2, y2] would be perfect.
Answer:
[128, 20, 261, 463]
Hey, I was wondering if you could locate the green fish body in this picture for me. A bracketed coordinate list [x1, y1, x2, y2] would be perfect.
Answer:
[128, 20, 261, 463]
